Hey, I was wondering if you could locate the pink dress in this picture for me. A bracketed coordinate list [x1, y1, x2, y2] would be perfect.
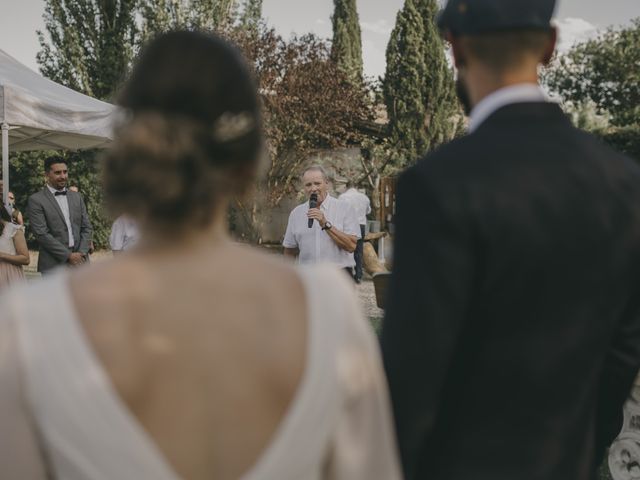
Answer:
[0, 222, 26, 288]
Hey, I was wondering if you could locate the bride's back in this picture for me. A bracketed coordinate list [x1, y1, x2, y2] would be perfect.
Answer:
[71, 241, 308, 480]
[70, 31, 311, 478]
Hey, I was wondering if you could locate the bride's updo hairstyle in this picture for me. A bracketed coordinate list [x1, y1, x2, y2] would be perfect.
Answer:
[103, 30, 262, 231]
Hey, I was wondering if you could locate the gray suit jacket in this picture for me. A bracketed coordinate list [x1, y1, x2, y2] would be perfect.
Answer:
[27, 188, 93, 273]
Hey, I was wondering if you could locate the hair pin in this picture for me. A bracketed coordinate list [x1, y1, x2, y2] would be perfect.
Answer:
[212, 112, 255, 143]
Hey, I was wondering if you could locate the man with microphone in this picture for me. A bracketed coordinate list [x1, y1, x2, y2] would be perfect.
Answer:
[283, 166, 359, 273]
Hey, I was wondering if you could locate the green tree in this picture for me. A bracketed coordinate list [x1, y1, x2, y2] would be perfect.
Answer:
[383, 0, 461, 165]
[331, 0, 363, 83]
[414, 0, 461, 148]
[8, 151, 46, 248]
[140, 0, 239, 40]
[37, 0, 138, 100]
[240, 0, 262, 32]
[545, 18, 640, 127]
[384, 0, 428, 164]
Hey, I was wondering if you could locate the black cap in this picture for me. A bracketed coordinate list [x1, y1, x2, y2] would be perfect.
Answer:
[437, 0, 556, 36]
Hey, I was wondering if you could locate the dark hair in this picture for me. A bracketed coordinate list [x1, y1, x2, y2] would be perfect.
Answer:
[44, 155, 67, 172]
[0, 204, 10, 236]
[103, 30, 263, 231]
[461, 29, 553, 72]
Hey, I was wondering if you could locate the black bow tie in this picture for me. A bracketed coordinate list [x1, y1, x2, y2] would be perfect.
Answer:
[54, 190, 67, 196]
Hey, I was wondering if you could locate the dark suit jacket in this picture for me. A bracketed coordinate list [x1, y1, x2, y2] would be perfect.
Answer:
[27, 188, 92, 273]
[381, 102, 640, 480]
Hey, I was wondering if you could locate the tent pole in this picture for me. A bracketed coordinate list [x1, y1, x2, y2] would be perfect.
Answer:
[1, 123, 8, 206]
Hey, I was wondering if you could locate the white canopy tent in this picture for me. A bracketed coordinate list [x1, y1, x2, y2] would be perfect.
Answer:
[0, 49, 116, 204]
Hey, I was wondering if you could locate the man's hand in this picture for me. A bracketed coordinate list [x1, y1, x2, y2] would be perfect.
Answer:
[67, 252, 86, 266]
[307, 208, 327, 228]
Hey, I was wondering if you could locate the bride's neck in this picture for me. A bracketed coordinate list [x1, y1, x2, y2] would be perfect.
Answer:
[136, 212, 230, 254]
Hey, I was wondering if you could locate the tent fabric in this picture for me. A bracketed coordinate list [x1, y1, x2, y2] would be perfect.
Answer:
[0, 49, 115, 151]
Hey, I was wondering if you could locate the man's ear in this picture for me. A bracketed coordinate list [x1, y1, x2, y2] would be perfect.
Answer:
[542, 27, 557, 66]
[448, 33, 466, 69]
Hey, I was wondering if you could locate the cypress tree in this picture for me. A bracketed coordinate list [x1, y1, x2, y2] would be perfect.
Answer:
[415, 0, 461, 148]
[384, 0, 461, 165]
[383, 0, 429, 164]
[331, 0, 363, 83]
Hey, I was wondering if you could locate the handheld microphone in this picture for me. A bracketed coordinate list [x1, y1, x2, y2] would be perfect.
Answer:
[308, 193, 318, 228]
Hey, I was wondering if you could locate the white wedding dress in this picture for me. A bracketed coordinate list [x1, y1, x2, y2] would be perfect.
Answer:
[0, 266, 401, 480]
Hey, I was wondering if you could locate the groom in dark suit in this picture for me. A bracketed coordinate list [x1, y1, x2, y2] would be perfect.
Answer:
[381, 1, 640, 479]
[27, 156, 93, 274]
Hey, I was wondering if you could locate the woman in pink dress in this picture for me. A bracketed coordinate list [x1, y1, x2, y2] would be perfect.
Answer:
[0, 204, 29, 288]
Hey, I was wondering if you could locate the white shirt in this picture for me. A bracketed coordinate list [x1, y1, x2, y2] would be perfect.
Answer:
[46, 184, 74, 248]
[109, 215, 140, 251]
[468, 83, 550, 133]
[339, 188, 371, 225]
[283, 195, 360, 268]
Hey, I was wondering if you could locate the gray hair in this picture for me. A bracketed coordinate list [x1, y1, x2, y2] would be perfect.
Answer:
[302, 165, 329, 182]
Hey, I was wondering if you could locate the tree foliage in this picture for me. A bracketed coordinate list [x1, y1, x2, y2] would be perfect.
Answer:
[239, 0, 262, 32]
[384, 0, 428, 164]
[7, 152, 46, 248]
[545, 18, 640, 127]
[231, 27, 373, 207]
[593, 125, 640, 162]
[383, 0, 461, 166]
[139, 0, 239, 41]
[414, 0, 461, 149]
[331, 0, 363, 83]
[37, 0, 138, 100]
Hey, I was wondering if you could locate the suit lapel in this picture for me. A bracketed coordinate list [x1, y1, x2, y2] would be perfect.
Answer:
[67, 192, 80, 231]
[43, 188, 68, 227]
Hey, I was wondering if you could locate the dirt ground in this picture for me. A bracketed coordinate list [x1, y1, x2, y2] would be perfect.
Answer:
[356, 275, 385, 332]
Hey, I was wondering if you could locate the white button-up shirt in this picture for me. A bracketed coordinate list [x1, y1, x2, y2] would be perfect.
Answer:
[47, 184, 74, 248]
[339, 188, 371, 226]
[283, 194, 360, 267]
[468, 83, 550, 133]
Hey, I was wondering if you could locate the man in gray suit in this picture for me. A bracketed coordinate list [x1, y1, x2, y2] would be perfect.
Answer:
[27, 156, 93, 273]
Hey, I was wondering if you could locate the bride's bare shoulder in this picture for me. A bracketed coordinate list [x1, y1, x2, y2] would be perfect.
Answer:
[228, 243, 301, 283]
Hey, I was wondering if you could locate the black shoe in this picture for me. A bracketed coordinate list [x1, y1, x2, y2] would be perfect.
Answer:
[355, 277, 362, 284]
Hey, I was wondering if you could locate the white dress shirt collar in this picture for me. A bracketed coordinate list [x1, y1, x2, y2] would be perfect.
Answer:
[468, 83, 550, 133]
[46, 184, 67, 195]
[319, 194, 335, 211]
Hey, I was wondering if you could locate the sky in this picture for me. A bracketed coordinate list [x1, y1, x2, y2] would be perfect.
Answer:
[1, 0, 638, 80]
